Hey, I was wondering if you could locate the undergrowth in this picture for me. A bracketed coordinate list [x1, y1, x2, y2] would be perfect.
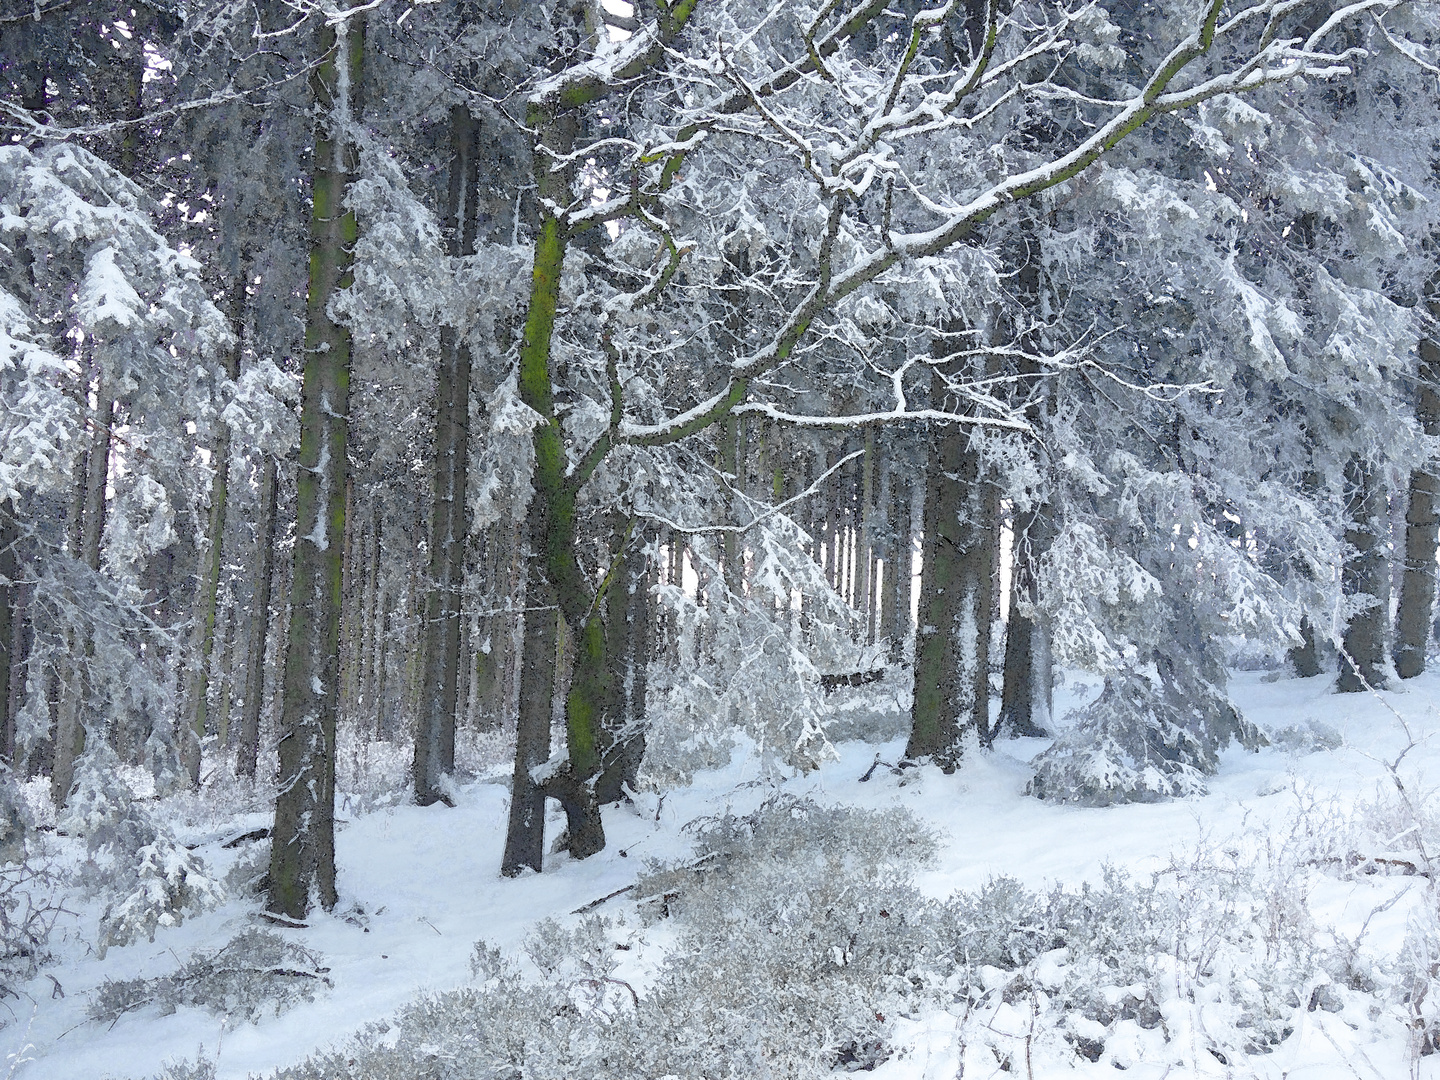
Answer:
[139, 785, 1440, 1080]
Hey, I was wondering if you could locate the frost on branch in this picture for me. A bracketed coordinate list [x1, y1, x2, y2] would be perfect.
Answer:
[89, 929, 331, 1026]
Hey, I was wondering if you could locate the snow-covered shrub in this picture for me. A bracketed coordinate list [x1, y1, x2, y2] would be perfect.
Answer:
[244, 794, 1410, 1079]
[334, 724, 412, 816]
[61, 745, 223, 957]
[90, 929, 330, 1027]
[642, 526, 848, 786]
[1028, 666, 1264, 806]
[260, 797, 939, 1080]
[0, 781, 67, 1011]
[139, 1055, 217, 1080]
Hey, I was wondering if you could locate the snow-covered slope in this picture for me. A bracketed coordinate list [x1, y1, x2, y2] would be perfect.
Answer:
[10, 668, 1440, 1079]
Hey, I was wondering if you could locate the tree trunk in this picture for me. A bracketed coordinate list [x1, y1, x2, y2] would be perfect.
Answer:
[897, 471, 921, 663]
[908, 424, 997, 763]
[721, 414, 741, 598]
[0, 499, 17, 764]
[998, 504, 1054, 737]
[875, 448, 897, 647]
[53, 387, 112, 807]
[415, 104, 480, 806]
[362, 507, 382, 728]
[237, 456, 277, 778]
[595, 520, 649, 804]
[502, 549, 557, 876]
[214, 593, 239, 750]
[1290, 617, 1324, 678]
[1395, 334, 1440, 678]
[1338, 456, 1390, 693]
[373, 595, 391, 740]
[859, 428, 875, 637]
[267, 13, 365, 920]
[183, 271, 246, 786]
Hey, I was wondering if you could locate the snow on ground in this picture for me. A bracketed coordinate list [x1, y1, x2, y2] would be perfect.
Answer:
[9, 667, 1440, 1079]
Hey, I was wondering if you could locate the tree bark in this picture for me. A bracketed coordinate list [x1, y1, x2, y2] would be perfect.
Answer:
[908, 423, 997, 764]
[183, 270, 246, 786]
[1290, 617, 1324, 678]
[267, 13, 365, 920]
[502, 549, 557, 876]
[998, 504, 1054, 737]
[415, 103, 480, 806]
[1337, 455, 1390, 693]
[859, 427, 875, 638]
[721, 414, 741, 599]
[0, 499, 17, 764]
[53, 387, 112, 807]
[237, 456, 277, 778]
[1395, 333, 1440, 679]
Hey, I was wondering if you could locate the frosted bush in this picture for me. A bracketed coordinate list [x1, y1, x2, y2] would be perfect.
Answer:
[1028, 668, 1264, 806]
[260, 797, 939, 1080]
[240, 795, 1431, 1079]
[91, 929, 330, 1027]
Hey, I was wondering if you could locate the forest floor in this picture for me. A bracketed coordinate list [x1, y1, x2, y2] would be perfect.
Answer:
[9, 666, 1440, 1079]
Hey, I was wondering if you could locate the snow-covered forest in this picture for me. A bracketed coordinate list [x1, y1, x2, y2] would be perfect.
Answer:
[5, 0, 1440, 1076]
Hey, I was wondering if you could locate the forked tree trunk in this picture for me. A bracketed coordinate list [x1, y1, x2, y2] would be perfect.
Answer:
[1395, 333, 1440, 679]
[236, 456, 277, 778]
[268, 13, 365, 920]
[1338, 456, 1390, 693]
[415, 103, 480, 805]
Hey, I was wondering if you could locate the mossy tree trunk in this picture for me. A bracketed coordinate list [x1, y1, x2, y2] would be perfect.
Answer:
[908, 420, 996, 766]
[268, 12, 365, 920]
[415, 104, 481, 806]
[501, 0, 702, 866]
[502, 92, 582, 873]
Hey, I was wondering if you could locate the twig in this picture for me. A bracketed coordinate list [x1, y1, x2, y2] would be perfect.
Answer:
[572, 884, 635, 915]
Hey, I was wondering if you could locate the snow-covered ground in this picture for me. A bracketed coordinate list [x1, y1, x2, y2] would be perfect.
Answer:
[10, 668, 1440, 1079]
